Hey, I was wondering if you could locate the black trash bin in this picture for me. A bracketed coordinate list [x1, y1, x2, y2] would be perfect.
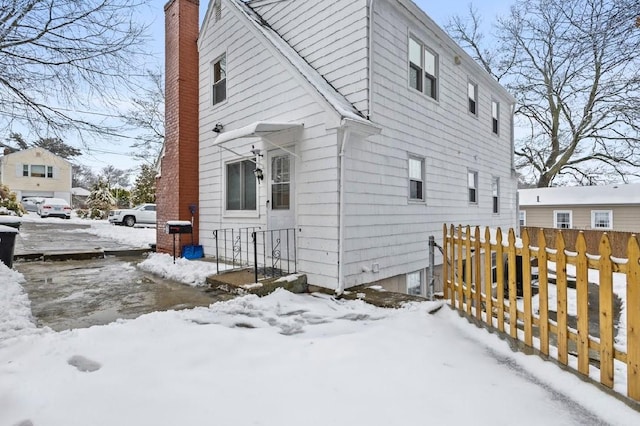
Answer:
[0, 224, 19, 268]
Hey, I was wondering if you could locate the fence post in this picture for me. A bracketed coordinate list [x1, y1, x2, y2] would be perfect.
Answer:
[483, 227, 492, 326]
[213, 230, 219, 274]
[627, 235, 640, 401]
[576, 232, 590, 375]
[465, 226, 472, 315]
[443, 225, 449, 301]
[538, 228, 550, 355]
[507, 229, 517, 339]
[474, 227, 482, 321]
[495, 228, 505, 332]
[252, 231, 258, 284]
[428, 235, 435, 301]
[457, 226, 464, 310]
[521, 229, 533, 347]
[599, 233, 614, 389]
[556, 231, 569, 366]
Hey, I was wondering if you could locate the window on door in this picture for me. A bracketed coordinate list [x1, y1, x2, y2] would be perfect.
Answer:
[271, 155, 290, 210]
[226, 160, 256, 210]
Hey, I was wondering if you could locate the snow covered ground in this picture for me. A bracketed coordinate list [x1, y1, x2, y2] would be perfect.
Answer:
[1, 219, 639, 424]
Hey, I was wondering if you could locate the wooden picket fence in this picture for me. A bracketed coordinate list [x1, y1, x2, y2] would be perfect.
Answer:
[443, 224, 640, 402]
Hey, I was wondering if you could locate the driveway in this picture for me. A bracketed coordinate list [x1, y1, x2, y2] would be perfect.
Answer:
[12, 219, 233, 331]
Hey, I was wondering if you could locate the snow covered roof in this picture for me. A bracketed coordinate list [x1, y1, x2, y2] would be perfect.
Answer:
[519, 184, 640, 207]
[226, 0, 370, 125]
[71, 187, 90, 197]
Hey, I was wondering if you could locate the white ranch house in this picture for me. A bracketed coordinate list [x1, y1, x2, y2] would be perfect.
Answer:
[161, 0, 517, 295]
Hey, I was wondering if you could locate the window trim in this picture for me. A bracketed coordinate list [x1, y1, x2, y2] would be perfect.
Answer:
[468, 80, 478, 116]
[591, 210, 613, 230]
[223, 158, 258, 218]
[491, 176, 499, 214]
[408, 155, 425, 202]
[211, 53, 227, 107]
[553, 210, 573, 229]
[408, 34, 438, 100]
[467, 169, 478, 204]
[491, 99, 500, 135]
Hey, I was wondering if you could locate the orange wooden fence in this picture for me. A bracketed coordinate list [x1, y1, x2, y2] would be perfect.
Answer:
[443, 224, 640, 402]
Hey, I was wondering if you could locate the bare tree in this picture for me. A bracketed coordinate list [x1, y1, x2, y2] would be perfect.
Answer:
[447, 0, 640, 187]
[0, 0, 151, 136]
[122, 70, 165, 164]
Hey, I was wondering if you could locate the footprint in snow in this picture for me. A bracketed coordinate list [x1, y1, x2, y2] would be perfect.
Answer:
[67, 355, 101, 372]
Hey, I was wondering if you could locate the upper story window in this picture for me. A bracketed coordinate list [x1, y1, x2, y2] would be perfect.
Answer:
[554, 210, 572, 229]
[226, 159, 256, 211]
[212, 54, 226, 106]
[22, 164, 53, 178]
[492, 100, 500, 134]
[409, 36, 437, 99]
[408, 156, 425, 201]
[468, 81, 478, 115]
[591, 210, 613, 229]
[491, 176, 499, 214]
[468, 170, 478, 204]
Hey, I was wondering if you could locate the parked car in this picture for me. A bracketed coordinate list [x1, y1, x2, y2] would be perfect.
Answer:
[37, 198, 72, 219]
[108, 203, 156, 227]
[21, 197, 45, 212]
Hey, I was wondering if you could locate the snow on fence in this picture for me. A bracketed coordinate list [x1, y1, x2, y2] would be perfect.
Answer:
[443, 224, 640, 402]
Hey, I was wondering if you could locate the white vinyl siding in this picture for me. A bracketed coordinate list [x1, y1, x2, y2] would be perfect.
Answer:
[250, 0, 369, 115]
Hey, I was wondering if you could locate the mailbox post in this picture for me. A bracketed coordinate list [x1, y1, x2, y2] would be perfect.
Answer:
[165, 220, 193, 263]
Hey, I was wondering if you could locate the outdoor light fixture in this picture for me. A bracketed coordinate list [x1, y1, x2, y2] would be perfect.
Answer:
[254, 167, 264, 181]
[213, 123, 224, 133]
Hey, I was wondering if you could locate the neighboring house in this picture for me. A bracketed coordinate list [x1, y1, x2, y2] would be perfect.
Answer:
[519, 184, 640, 233]
[0, 147, 72, 204]
[158, 0, 517, 295]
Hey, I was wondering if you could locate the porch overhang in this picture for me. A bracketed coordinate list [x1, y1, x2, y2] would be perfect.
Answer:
[212, 121, 304, 146]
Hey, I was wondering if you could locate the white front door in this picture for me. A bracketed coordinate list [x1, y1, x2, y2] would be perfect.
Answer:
[266, 149, 296, 270]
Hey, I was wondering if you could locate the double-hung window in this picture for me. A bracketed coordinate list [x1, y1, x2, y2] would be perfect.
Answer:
[22, 164, 53, 178]
[492, 100, 500, 134]
[226, 160, 256, 211]
[212, 54, 226, 106]
[554, 210, 572, 229]
[409, 36, 437, 99]
[409, 156, 425, 201]
[591, 210, 613, 229]
[468, 81, 478, 115]
[468, 170, 478, 204]
[492, 176, 499, 214]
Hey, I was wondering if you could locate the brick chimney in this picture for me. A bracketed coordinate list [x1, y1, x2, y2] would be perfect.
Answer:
[156, 0, 200, 256]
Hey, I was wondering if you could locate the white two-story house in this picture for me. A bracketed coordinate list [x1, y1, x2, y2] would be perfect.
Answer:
[159, 0, 517, 295]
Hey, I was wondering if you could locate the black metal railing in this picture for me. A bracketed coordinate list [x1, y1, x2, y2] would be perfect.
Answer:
[251, 228, 298, 283]
[212, 227, 298, 282]
[213, 227, 260, 274]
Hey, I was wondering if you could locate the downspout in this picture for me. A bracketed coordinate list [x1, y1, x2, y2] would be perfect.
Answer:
[336, 125, 352, 295]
